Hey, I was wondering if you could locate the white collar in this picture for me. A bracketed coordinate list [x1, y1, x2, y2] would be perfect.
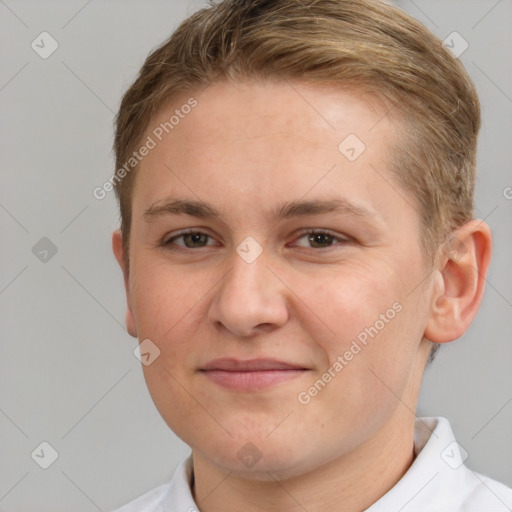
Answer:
[160, 417, 512, 512]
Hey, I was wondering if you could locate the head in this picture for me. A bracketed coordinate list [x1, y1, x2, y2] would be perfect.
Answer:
[111, 0, 491, 481]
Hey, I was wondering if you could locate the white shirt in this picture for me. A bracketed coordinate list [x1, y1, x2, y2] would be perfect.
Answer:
[111, 417, 512, 512]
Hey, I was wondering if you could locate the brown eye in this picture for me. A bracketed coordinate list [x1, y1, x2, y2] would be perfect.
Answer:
[307, 232, 335, 248]
[163, 231, 215, 250]
[181, 232, 210, 248]
[293, 230, 350, 249]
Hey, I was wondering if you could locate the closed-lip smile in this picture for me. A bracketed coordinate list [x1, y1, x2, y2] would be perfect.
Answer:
[199, 358, 310, 391]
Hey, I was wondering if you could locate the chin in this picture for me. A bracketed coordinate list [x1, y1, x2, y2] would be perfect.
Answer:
[196, 434, 322, 481]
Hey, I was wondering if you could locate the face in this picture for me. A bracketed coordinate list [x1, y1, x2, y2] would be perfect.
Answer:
[115, 80, 435, 480]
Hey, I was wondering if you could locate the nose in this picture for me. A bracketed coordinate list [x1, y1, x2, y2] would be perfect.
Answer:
[207, 246, 290, 337]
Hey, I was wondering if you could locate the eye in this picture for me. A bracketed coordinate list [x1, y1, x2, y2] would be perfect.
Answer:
[162, 230, 216, 250]
[161, 229, 352, 252]
[293, 230, 351, 249]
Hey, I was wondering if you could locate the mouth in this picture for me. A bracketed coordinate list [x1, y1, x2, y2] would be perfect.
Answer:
[199, 358, 310, 391]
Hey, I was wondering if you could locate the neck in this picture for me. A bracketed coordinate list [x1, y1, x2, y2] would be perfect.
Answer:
[191, 409, 416, 512]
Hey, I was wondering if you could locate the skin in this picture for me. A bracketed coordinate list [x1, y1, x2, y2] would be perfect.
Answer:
[112, 80, 492, 512]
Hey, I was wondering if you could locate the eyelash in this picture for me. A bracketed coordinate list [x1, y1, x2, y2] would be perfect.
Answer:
[161, 228, 353, 251]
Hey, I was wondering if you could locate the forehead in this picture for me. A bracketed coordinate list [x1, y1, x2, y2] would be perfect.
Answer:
[131, 80, 409, 227]
[159, 80, 395, 151]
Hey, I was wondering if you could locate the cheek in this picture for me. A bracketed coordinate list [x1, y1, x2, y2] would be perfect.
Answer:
[298, 261, 403, 355]
[129, 260, 215, 389]
[298, 259, 422, 404]
[130, 262, 209, 435]
[131, 258, 205, 335]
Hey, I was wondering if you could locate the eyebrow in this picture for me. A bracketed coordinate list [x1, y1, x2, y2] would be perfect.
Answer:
[143, 197, 381, 224]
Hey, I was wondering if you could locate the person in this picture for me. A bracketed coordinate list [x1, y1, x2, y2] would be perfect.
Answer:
[109, 0, 512, 510]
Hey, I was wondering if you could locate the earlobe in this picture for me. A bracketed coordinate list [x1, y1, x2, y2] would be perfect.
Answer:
[112, 229, 138, 338]
[424, 220, 492, 344]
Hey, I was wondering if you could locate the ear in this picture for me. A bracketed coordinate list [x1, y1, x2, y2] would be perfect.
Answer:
[424, 219, 492, 344]
[112, 229, 137, 338]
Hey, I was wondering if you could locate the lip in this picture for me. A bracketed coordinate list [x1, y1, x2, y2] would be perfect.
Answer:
[200, 358, 309, 391]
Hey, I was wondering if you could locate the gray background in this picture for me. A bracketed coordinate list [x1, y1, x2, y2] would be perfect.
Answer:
[0, 0, 510, 510]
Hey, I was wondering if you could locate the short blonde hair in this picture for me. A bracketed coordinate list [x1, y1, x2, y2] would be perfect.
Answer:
[114, 0, 480, 272]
